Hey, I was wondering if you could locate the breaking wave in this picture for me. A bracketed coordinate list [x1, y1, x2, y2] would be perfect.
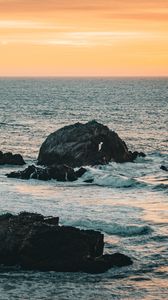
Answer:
[64, 219, 152, 237]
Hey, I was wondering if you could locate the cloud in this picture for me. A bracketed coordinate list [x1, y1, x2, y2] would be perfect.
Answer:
[0, 30, 165, 47]
[0, 0, 168, 13]
[0, 20, 72, 29]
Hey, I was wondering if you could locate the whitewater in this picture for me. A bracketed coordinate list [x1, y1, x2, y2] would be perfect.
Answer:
[0, 78, 167, 299]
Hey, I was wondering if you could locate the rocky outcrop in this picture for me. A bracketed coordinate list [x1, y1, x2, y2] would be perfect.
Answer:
[6, 165, 87, 181]
[38, 120, 145, 167]
[0, 151, 25, 165]
[0, 212, 132, 273]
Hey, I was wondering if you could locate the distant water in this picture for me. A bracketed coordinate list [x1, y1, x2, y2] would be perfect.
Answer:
[0, 78, 168, 300]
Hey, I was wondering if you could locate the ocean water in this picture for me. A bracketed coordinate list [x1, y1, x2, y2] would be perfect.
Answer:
[0, 77, 168, 300]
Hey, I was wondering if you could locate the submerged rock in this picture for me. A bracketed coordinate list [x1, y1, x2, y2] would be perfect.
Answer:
[0, 212, 132, 273]
[82, 253, 133, 273]
[38, 120, 145, 167]
[6, 164, 87, 182]
[131, 151, 146, 160]
[0, 151, 25, 165]
[160, 165, 168, 172]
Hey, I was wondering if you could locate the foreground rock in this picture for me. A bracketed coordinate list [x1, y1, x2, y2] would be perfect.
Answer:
[38, 120, 145, 167]
[0, 212, 132, 273]
[0, 151, 25, 165]
[6, 165, 87, 181]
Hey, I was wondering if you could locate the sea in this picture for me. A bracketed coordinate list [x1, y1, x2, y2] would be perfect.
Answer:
[0, 77, 167, 300]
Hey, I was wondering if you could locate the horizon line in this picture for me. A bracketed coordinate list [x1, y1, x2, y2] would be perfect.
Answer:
[0, 75, 168, 79]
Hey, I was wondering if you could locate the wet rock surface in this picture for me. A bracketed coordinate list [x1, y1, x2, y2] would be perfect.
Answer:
[0, 212, 132, 273]
[0, 151, 25, 165]
[38, 120, 145, 167]
[6, 165, 87, 181]
[160, 165, 168, 172]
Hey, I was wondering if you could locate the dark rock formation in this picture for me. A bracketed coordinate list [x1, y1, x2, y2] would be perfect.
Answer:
[6, 165, 87, 182]
[160, 165, 168, 172]
[0, 212, 132, 273]
[75, 167, 87, 178]
[131, 151, 146, 161]
[0, 151, 25, 165]
[38, 120, 145, 167]
[82, 253, 133, 273]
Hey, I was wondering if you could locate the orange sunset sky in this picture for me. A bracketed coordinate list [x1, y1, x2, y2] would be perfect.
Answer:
[0, 0, 168, 77]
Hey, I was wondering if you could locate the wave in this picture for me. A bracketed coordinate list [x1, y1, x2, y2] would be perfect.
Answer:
[64, 219, 152, 237]
[0, 122, 29, 128]
[151, 235, 168, 242]
[76, 154, 168, 190]
[87, 175, 141, 188]
[153, 184, 168, 191]
[80, 166, 146, 188]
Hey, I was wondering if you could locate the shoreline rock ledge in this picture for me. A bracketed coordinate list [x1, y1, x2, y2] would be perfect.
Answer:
[38, 120, 145, 167]
[0, 212, 132, 273]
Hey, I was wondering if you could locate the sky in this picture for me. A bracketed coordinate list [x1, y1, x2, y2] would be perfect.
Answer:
[0, 0, 168, 76]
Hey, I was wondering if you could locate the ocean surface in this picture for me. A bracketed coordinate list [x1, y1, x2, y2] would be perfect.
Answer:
[0, 77, 167, 299]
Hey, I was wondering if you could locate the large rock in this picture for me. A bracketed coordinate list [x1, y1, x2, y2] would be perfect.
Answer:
[0, 151, 25, 165]
[0, 212, 132, 273]
[38, 120, 145, 167]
